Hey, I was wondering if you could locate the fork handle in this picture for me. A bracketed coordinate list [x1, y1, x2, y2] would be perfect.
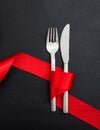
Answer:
[63, 63, 68, 113]
[51, 97, 56, 112]
[51, 53, 56, 111]
[51, 54, 56, 71]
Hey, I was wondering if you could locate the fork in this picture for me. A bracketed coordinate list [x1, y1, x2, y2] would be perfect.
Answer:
[46, 28, 59, 112]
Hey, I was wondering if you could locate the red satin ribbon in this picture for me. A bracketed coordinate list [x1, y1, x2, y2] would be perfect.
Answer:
[0, 52, 100, 129]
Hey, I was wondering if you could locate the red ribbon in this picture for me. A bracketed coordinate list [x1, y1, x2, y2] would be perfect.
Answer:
[50, 71, 75, 100]
[0, 52, 100, 129]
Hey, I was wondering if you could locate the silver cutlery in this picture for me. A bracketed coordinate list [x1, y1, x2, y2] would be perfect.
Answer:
[60, 24, 70, 113]
[46, 24, 70, 113]
[46, 28, 59, 112]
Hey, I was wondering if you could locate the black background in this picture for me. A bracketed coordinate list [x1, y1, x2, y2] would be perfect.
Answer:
[0, 0, 100, 129]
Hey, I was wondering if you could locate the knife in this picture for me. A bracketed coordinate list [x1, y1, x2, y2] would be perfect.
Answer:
[60, 24, 70, 113]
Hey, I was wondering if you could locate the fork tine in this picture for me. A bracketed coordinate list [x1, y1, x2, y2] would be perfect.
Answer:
[50, 28, 53, 42]
[55, 28, 59, 42]
[52, 28, 55, 42]
[46, 28, 50, 43]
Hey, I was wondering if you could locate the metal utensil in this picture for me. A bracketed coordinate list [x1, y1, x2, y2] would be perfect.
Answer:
[46, 28, 59, 112]
[60, 24, 70, 113]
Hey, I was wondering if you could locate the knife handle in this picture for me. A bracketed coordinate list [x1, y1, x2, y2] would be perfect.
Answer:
[64, 63, 68, 72]
[63, 91, 68, 113]
[63, 63, 68, 113]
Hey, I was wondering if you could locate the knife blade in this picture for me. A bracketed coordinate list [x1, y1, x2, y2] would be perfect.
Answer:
[60, 24, 70, 113]
[60, 24, 70, 64]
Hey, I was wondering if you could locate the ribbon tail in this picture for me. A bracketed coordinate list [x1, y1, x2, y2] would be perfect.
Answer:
[57, 95, 100, 129]
[0, 56, 15, 82]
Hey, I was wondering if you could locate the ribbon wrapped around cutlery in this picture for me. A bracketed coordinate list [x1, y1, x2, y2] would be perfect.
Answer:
[50, 71, 75, 100]
[0, 52, 100, 129]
